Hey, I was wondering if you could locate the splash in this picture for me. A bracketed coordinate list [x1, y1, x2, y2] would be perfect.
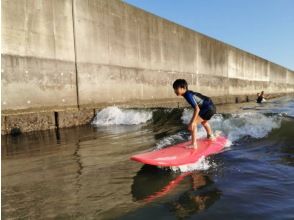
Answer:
[220, 112, 281, 142]
[181, 110, 282, 143]
[170, 156, 213, 172]
[92, 106, 152, 126]
[154, 129, 208, 150]
[154, 132, 186, 149]
[180, 108, 194, 125]
[155, 110, 281, 172]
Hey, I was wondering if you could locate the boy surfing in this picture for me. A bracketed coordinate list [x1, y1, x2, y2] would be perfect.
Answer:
[173, 79, 216, 149]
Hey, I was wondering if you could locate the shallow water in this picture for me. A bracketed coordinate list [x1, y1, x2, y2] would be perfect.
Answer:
[2, 96, 294, 219]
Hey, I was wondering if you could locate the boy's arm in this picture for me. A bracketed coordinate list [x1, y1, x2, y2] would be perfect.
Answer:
[188, 105, 200, 131]
[185, 93, 200, 129]
[190, 105, 200, 124]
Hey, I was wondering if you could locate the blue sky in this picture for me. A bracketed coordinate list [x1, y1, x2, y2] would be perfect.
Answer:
[124, 0, 294, 70]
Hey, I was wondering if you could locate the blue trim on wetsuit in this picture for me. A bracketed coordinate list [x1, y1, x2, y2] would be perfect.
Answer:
[183, 90, 210, 108]
[183, 91, 199, 108]
[183, 90, 213, 118]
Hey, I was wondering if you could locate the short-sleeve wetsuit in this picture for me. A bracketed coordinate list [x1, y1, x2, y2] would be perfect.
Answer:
[183, 90, 216, 120]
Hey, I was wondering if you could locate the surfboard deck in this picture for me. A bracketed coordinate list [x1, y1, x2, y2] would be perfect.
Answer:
[131, 136, 227, 167]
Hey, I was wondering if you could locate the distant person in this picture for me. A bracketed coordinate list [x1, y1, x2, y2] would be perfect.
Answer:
[173, 79, 216, 149]
[256, 91, 268, 103]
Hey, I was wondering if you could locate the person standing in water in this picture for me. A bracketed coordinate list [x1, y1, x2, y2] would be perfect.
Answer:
[256, 91, 268, 103]
[173, 79, 216, 149]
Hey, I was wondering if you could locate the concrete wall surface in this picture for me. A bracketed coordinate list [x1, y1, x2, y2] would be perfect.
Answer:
[1, 0, 294, 134]
[1, 0, 77, 111]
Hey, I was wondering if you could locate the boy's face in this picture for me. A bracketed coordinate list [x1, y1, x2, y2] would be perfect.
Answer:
[174, 87, 186, 96]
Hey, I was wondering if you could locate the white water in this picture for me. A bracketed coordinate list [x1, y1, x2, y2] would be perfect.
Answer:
[181, 109, 281, 142]
[91, 106, 152, 126]
[91, 106, 283, 172]
[170, 156, 213, 172]
[154, 132, 187, 149]
[158, 109, 282, 172]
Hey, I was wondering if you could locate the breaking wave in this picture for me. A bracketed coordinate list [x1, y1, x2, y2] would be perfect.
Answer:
[170, 156, 213, 172]
[91, 105, 284, 172]
[181, 109, 282, 143]
[92, 106, 152, 126]
[156, 109, 282, 172]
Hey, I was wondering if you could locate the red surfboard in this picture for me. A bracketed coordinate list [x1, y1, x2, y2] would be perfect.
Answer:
[131, 136, 227, 167]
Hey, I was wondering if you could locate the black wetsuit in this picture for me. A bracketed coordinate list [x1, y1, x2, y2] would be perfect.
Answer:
[256, 95, 263, 103]
[183, 90, 216, 120]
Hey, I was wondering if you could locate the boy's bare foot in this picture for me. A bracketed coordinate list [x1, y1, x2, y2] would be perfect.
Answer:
[207, 134, 216, 140]
[186, 143, 198, 149]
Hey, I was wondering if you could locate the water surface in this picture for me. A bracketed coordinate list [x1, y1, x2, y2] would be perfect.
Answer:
[2, 96, 294, 219]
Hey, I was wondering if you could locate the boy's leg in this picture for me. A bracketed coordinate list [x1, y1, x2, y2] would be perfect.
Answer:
[190, 116, 204, 148]
[200, 104, 216, 139]
[191, 123, 197, 147]
[201, 120, 213, 138]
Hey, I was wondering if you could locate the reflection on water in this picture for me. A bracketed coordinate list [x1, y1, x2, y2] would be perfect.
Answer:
[2, 125, 150, 219]
[132, 165, 192, 202]
[132, 165, 221, 219]
[2, 96, 294, 219]
[167, 172, 221, 219]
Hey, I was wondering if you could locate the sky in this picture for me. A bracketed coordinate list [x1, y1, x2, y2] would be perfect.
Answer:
[124, 0, 294, 70]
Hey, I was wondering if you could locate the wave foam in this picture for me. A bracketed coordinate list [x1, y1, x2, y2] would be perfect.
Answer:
[154, 132, 186, 149]
[91, 106, 152, 126]
[155, 110, 281, 172]
[181, 110, 281, 142]
[170, 156, 213, 172]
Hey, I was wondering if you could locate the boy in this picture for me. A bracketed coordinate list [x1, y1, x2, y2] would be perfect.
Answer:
[173, 79, 216, 149]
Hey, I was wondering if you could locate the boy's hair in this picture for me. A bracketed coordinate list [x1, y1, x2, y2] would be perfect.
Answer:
[173, 79, 188, 90]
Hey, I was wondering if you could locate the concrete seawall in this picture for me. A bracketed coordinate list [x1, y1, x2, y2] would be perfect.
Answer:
[2, 0, 294, 134]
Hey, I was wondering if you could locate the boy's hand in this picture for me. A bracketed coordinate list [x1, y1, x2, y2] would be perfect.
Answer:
[188, 122, 196, 131]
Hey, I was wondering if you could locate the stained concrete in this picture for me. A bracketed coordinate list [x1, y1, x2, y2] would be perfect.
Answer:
[1, 0, 294, 134]
[1, 0, 78, 111]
